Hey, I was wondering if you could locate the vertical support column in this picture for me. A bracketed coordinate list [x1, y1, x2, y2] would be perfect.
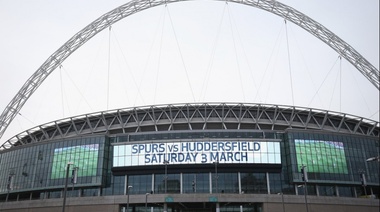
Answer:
[238, 172, 242, 194]
[301, 165, 309, 212]
[124, 175, 128, 195]
[266, 172, 270, 194]
[164, 160, 169, 193]
[164, 203, 168, 212]
[315, 185, 319, 196]
[213, 160, 219, 194]
[360, 172, 367, 196]
[209, 172, 212, 194]
[6, 174, 14, 202]
[126, 185, 133, 212]
[62, 162, 73, 212]
[180, 173, 183, 194]
[152, 174, 155, 194]
[304, 182, 309, 212]
[193, 174, 197, 193]
[145, 193, 150, 212]
[216, 203, 220, 212]
[335, 186, 339, 197]
[281, 192, 285, 212]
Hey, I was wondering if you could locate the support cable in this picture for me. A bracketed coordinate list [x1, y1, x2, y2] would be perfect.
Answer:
[328, 59, 341, 111]
[59, 65, 72, 116]
[154, 7, 167, 104]
[107, 26, 112, 110]
[256, 23, 284, 103]
[369, 111, 379, 120]
[109, 29, 132, 105]
[307, 56, 340, 107]
[227, 3, 246, 101]
[287, 24, 326, 109]
[17, 113, 36, 126]
[75, 31, 107, 114]
[339, 56, 342, 112]
[284, 20, 295, 106]
[59, 65, 65, 117]
[199, 3, 228, 102]
[231, 11, 260, 102]
[60, 65, 93, 113]
[345, 59, 374, 119]
[166, 6, 196, 102]
[134, 6, 167, 106]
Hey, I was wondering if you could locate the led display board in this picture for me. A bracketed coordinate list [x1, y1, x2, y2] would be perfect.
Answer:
[51, 144, 99, 179]
[113, 141, 281, 167]
[295, 139, 348, 174]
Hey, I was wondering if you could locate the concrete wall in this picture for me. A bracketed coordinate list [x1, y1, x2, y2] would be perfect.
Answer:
[0, 194, 378, 212]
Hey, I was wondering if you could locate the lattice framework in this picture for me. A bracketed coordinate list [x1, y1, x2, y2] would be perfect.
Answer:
[1, 103, 378, 150]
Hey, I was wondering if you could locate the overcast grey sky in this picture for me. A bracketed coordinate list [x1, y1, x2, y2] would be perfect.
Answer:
[0, 0, 378, 144]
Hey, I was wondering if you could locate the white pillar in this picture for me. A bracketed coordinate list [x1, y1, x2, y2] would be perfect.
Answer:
[266, 172, 270, 194]
[209, 172, 212, 194]
[238, 172, 242, 194]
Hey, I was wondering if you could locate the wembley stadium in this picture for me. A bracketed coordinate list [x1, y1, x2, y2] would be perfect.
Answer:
[0, 103, 379, 212]
[0, 0, 379, 212]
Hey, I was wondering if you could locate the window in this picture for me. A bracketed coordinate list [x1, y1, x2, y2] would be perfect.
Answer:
[241, 173, 267, 194]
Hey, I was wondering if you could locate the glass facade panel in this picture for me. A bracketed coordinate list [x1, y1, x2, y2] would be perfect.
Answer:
[338, 186, 355, 197]
[355, 186, 371, 197]
[269, 173, 282, 194]
[297, 184, 316, 196]
[66, 189, 80, 197]
[128, 175, 152, 194]
[183, 173, 209, 193]
[49, 191, 61, 199]
[154, 174, 180, 194]
[241, 173, 267, 194]
[216, 173, 238, 193]
[288, 131, 379, 187]
[82, 188, 99, 197]
[112, 176, 125, 195]
[0, 128, 378, 203]
[318, 185, 336, 196]
[0, 136, 106, 194]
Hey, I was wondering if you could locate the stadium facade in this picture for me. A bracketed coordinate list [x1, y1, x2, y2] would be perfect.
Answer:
[0, 103, 379, 212]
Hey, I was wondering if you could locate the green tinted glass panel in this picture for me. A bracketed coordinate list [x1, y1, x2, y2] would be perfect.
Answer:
[295, 139, 348, 174]
[51, 144, 99, 179]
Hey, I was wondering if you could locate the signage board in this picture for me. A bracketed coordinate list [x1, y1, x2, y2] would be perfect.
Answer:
[113, 141, 281, 167]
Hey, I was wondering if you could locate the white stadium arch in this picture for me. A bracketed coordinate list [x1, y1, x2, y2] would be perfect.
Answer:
[0, 0, 379, 142]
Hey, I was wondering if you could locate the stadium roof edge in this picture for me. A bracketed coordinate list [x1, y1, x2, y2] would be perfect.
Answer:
[1, 102, 379, 151]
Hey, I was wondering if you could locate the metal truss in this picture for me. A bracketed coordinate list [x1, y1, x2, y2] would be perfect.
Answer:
[1, 103, 378, 150]
[0, 0, 379, 143]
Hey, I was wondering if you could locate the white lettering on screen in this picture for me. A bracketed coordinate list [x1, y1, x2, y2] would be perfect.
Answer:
[113, 141, 281, 167]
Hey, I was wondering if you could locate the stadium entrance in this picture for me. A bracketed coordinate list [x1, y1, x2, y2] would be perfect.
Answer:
[120, 202, 263, 212]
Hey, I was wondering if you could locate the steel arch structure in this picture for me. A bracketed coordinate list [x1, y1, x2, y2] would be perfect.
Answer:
[0, 0, 379, 142]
